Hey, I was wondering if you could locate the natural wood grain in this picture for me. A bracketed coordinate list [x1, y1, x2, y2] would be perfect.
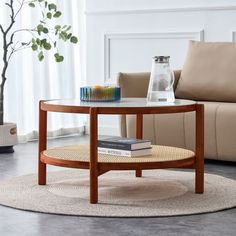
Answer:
[90, 107, 98, 203]
[41, 102, 90, 114]
[136, 114, 143, 177]
[195, 104, 204, 193]
[41, 101, 196, 115]
[38, 101, 47, 185]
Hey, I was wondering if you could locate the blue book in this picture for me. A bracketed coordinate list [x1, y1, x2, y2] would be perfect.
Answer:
[98, 136, 151, 151]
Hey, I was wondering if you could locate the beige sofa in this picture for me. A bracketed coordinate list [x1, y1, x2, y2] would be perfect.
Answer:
[117, 41, 236, 162]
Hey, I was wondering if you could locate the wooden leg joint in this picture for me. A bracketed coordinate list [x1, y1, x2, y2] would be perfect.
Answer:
[136, 169, 142, 177]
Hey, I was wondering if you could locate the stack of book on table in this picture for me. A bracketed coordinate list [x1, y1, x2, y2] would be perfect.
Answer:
[98, 136, 152, 157]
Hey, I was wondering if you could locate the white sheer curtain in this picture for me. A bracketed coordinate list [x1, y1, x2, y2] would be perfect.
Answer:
[0, 0, 86, 142]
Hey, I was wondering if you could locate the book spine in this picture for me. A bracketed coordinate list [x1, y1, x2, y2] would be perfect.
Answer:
[98, 141, 131, 150]
[98, 148, 131, 157]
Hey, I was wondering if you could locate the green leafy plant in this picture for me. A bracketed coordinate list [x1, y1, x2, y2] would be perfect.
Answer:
[0, 0, 78, 125]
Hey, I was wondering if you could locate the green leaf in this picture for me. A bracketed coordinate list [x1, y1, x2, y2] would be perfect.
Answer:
[54, 53, 64, 62]
[59, 31, 67, 41]
[31, 44, 38, 51]
[46, 12, 52, 19]
[37, 24, 44, 32]
[65, 26, 71, 31]
[43, 27, 49, 34]
[59, 31, 68, 41]
[38, 51, 44, 61]
[57, 56, 64, 62]
[53, 11, 62, 18]
[54, 25, 61, 31]
[43, 42, 51, 50]
[28, 3, 35, 7]
[70, 36, 78, 44]
[48, 3, 57, 11]
[41, 39, 47, 45]
[22, 42, 30, 46]
[36, 38, 41, 45]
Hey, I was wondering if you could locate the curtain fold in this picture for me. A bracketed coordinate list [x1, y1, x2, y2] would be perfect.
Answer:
[0, 0, 86, 143]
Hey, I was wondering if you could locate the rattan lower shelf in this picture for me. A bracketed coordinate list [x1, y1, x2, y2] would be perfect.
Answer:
[41, 144, 195, 166]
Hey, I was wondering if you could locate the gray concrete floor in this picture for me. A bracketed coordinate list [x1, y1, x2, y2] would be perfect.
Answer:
[0, 135, 235, 236]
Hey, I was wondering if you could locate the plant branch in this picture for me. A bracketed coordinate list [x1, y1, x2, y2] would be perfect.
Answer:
[5, 0, 15, 35]
[6, 33, 15, 49]
[38, 0, 45, 19]
[1, 1, 15, 103]
[8, 44, 31, 62]
[14, 0, 25, 20]
[6, 28, 37, 52]
[0, 24, 4, 34]
[13, 28, 37, 34]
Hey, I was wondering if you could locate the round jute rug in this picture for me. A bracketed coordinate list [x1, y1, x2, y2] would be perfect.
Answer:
[0, 170, 235, 217]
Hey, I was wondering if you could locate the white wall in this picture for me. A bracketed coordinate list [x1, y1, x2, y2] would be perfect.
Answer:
[85, 0, 236, 135]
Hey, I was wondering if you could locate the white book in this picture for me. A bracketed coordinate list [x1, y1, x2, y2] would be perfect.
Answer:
[98, 136, 151, 150]
[98, 147, 152, 157]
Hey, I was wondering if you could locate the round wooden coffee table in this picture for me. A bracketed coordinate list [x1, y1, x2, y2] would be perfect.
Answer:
[39, 98, 204, 204]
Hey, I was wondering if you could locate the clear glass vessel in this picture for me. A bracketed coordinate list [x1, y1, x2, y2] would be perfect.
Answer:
[147, 56, 175, 103]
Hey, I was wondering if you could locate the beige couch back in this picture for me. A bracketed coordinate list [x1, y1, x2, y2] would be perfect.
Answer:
[175, 41, 236, 102]
[117, 70, 181, 98]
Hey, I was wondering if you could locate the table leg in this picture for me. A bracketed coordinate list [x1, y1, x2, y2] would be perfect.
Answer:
[38, 101, 47, 185]
[136, 114, 143, 177]
[90, 107, 98, 203]
[195, 104, 204, 193]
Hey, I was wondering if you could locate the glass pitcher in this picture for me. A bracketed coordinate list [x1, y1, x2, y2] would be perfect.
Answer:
[147, 56, 175, 103]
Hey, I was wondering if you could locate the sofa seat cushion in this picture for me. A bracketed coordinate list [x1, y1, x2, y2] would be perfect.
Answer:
[184, 101, 236, 161]
[123, 101, 236, 162]
[175, 41, 236, 102]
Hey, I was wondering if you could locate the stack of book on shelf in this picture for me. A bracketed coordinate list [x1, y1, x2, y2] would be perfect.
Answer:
[98, 137, 152, 157]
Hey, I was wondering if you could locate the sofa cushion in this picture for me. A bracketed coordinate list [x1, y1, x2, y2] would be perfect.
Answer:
[175, 41, 236, 102]
[122, 101, 236, 161]
[117, 72, 150, 98]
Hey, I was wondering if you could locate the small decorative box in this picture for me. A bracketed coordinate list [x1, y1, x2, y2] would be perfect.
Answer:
[80, 86, 121, 102]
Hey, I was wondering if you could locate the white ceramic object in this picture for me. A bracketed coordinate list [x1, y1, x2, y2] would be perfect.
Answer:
[0, 123, 18, 147]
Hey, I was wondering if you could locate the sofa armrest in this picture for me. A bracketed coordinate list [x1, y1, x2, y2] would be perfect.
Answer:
[173, 70, 181, 91]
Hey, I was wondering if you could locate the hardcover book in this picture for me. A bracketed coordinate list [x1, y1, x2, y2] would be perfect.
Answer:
[98, 147, 152, 157]
[98, 136, 151, 150]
